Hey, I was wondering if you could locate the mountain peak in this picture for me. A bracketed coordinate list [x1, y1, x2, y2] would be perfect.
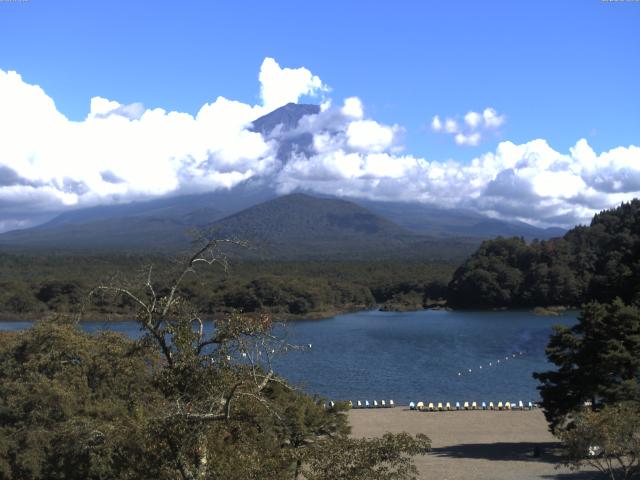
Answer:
[250, 103, 320, 136]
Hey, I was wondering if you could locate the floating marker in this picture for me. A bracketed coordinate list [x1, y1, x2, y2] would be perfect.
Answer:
[308, 344, 312, 348]
[468, 369, 472, 373]
[458, 372, 462, 376]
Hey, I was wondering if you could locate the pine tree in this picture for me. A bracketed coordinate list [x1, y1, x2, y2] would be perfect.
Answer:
[534, 299, 640, 432]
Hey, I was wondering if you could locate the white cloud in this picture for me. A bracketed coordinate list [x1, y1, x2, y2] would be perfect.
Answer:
[444, 118, 459, 134]
[455, 132, 481, 146]
[258, 57, 328, 111]
[432, 107, 505, 147]
[342, 97, 364, 119]
[0, 64, 288, 229]
[464, 111, 482, 129]
[275, 120, 640, 227]
[431, 115, 442, 131]
[346, 120, 399, 153]
[1, 61, 639, 233]
[482, 107, 505, 129]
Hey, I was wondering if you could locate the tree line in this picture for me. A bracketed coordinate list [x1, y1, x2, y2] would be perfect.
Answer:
[0, 255, 452, 320]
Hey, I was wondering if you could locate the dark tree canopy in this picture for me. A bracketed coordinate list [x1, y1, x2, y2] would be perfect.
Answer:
[533, 299, 640, 432]
[448, 200, 640, 308]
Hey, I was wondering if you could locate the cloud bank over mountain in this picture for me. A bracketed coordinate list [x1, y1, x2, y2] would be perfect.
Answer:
[0, 57, 638, 232]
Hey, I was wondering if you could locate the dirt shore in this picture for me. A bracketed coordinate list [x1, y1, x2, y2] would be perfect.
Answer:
[348, 407, 601, 480]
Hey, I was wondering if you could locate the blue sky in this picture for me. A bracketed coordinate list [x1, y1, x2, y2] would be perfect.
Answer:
[0, 0, 638, 231]
[1, 0, 637, 160]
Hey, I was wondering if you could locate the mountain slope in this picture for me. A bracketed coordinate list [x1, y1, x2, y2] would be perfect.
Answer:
[209, 193, 479, 260]
[0, 193, 480, 259]
[353, 198, 564, 240]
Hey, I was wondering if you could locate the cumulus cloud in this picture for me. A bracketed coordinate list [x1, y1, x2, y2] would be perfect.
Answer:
[431, 107, 505, 146]
[259, 57, 328, 111]
[0, 58, 331, 230]
[274, 104, 640, 227]
[0, 59, 639, 233]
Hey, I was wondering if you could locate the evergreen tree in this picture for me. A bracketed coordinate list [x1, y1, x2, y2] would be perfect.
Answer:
[534, 299, 640, 432]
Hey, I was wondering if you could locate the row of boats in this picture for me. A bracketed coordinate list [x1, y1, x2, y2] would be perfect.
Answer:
[349, 400, 396, 408]
[409, 400, 535, 411]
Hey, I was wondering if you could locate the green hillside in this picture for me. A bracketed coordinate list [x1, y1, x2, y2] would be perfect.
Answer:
[448, 200, 640, 308]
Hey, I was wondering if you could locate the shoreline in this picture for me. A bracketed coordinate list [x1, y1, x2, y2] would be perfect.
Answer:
[0, 303, 577, 323]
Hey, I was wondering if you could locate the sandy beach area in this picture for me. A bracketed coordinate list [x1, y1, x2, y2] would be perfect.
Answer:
[348, 407, 601, 480]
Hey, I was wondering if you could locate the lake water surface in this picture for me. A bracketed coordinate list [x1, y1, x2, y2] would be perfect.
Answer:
[0, 309, 577, 404]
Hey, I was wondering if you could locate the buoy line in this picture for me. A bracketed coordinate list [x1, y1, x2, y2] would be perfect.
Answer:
[456, 351, 526, 377]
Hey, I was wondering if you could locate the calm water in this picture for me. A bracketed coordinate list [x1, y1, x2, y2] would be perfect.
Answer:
[0, 309, 577, 404]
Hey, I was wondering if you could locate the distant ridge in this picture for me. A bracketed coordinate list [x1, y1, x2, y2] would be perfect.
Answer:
[0, 192, 479, 260]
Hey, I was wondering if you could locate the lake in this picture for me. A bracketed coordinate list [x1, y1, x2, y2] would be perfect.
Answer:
[0, 309, 577, 405]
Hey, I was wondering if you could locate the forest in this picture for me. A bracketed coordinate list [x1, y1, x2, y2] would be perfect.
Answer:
[0, 254, 453, 320]
[448, 200, 640, 309]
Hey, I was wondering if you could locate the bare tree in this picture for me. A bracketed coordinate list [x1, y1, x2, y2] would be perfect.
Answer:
[90, 238, 301, 479]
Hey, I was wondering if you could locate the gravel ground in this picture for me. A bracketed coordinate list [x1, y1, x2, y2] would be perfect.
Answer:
[348, 408, 602, 480]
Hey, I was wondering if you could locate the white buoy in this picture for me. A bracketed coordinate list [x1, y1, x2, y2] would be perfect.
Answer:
[458, 372, 462, 376]
[308, 344, 312, 348]
[468, 369, 472, 373]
